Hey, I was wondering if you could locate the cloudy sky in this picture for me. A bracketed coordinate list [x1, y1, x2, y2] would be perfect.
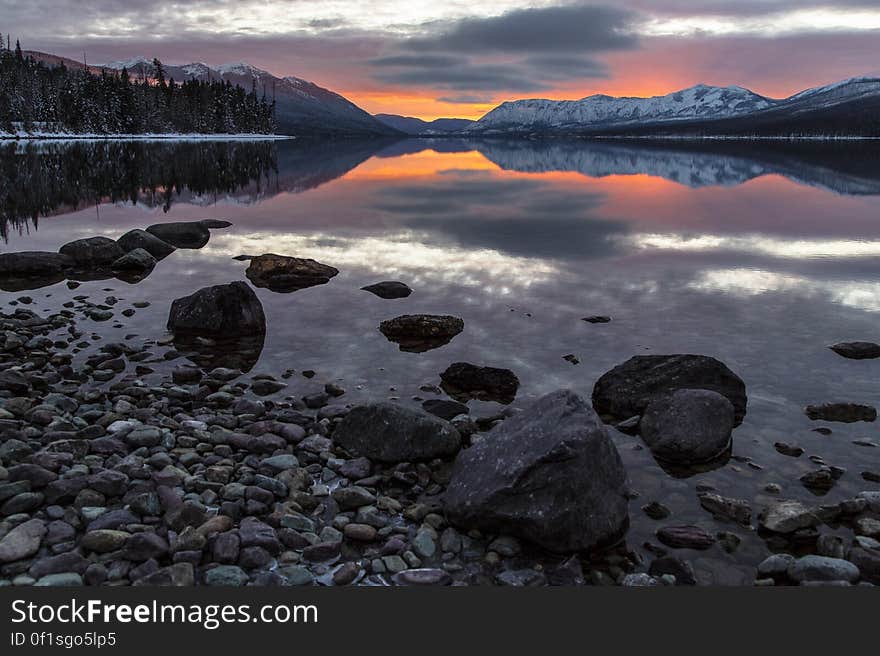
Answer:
[4, 1, 880, 118]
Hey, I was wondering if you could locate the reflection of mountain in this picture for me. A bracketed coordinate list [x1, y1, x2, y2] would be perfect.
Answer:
[470, 139, 880, 194]
[0, 139, 394, 239]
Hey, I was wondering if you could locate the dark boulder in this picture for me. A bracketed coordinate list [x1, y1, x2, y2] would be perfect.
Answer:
[379, 314, 464, 352]
[440, 362, 519, 404]
[444, 390, 629, 553]
[245, 254, 338, 293]
[116, 229, 176, 259]
[111, 248, 156, 274]
[146, 221, 211, 249]
[592, 354, 747, 425]
[829, 341, 880, 360]
[332, 402, 461, 462]
[639, 389, 734, 465]
[167, 281, 265, 339]
[361, 281, 412, 299]
[0, 251, 73, 276]
[59, 236, 124, 266]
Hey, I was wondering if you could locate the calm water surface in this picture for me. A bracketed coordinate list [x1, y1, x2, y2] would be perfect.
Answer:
[3, 138, 880, 584]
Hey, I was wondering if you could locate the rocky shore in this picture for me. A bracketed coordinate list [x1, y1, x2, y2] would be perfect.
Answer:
[0, 222, 879, 587]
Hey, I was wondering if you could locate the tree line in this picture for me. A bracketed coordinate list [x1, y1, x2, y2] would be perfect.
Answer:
[0, 40, 276, 135]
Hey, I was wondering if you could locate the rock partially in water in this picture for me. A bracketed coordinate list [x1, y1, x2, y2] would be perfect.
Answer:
[829, 341, 880, 360]
[758, 499, 820, 533]
[332, 402, 461, 463]
[582, 315, 612, 324]
[116, 229, 176, 260]
[146, 221, 211, 249]
[0, 251, 73, 291]
[199, 219, 233, 229]
[697, 492, 752, 525]
[639, 389, 734, 465]
[444, 390, 629, 553]
[361, 281, 412, 299]
[439, 362, 520, 404]
[59, 236, 124, 266]
[245, 254, 338, 293]
[787, 555, 860, 583]
[422, 399, 469, 421]
[804, 403, 876, 423]
[167, 281, 266, 339]
[656, 525, 716, 550]
[111, 248, 157, 275]
[379, 314, 464, 352]
[592, 354, 748, 425]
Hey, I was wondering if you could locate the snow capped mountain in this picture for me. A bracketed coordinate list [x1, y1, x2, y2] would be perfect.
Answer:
[96, 57, 397, 136]
[468, 76, 880, 135]
[471, 84, 776, 132]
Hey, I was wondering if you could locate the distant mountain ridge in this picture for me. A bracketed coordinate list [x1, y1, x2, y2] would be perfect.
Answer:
[468, 77, 880, 137]
[374, 114, 474, 135]
[96, 57, 398, 137]
[23, 52, 398, 137]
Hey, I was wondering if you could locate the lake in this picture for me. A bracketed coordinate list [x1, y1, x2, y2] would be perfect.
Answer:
[2, 138, 880, 584]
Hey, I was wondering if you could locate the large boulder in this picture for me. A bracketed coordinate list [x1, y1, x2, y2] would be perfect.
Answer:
[332, 402, 461, 462]
[59, 236, 124, 265]
[0, 251, 73, 276]
[592, 354, 747, 425]
[444, 390, 629, 553]
[167, 281, 266, 338]
[245, 254, 338, 293]
[379, 314, 464, 352]
[117, 229, 176, 259]
[146, 221, 211, 249]
[639, 389, 734, 465]
[440, 362, 520, 404]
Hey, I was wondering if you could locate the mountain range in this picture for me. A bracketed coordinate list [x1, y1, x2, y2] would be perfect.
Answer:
[467, 78, 880, 137]
[19, 50, 880, 138]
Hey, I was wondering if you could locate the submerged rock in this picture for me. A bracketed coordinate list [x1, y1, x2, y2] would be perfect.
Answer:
[146, 221, 211, 249]
[245, 254, 338, 293]
[379, 314, 464, 352]
[804, 403, 876, 423]
[59, 236, 125, 266]
[422, 399, 469, 421]
[361, 281, 412, 299]
[167, 281, 266, 338]
[828, 341, 880, 360]
[444, 390, 629, 553]
[332, 402, 461, 462]
[592, 354, 748, 425]
[439, 362, 520, 404]
[639, 389, 734, 465]
[116, 229, 176, 259]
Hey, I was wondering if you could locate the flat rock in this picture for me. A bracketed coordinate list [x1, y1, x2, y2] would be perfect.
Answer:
[361, 281, 412, 299]
[592, 354, 747, 425]
[379, 314, 464, 352]
[804, 403, 876, 423]
[829, 341, 880, 360]
[245, 254, 338, 292]
[444, 390, 628, 553]
[759, 500, 819, 533]
[0, 251, 74, 276]
[697, 492, 752, 525]
[656, 525, 716, 550]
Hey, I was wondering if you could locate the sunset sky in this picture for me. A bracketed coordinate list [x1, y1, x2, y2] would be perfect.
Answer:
[4, 1, 880, 119]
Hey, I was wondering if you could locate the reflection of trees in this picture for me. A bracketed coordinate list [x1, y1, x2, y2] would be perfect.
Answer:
[0, 140, 278, 241]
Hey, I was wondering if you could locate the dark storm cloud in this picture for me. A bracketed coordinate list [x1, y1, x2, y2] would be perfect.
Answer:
[369, 4, 637, 92]
[404, 5, 639, 54]
[437, 94, 495, 105]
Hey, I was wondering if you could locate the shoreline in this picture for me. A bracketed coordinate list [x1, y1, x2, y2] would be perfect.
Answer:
[0, 133, 295, 142]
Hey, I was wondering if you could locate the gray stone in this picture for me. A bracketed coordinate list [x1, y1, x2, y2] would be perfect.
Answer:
[445, 390, 628, 553]
[759, 500, 820, 533]
[0, 518, 46, 563]
[332, 402, 461, 463]
[787, 555, 860, 583]
[204, 565, 249, 586]
[116, 229, 176, 259]
[640, 389, 734, 464]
